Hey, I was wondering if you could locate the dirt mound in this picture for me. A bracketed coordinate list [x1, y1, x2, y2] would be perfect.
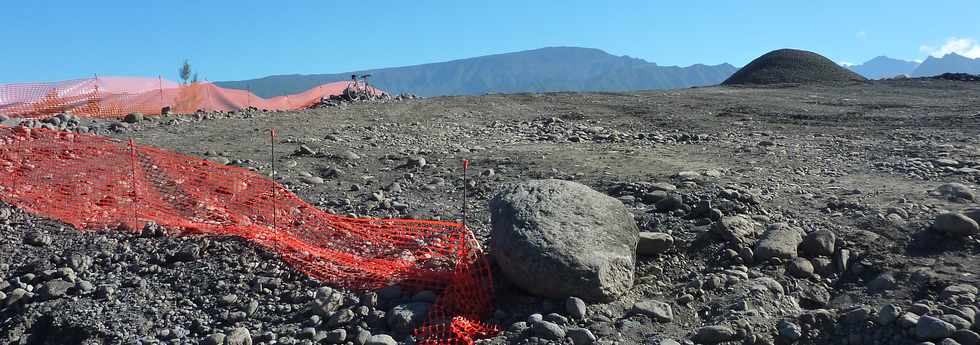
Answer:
[723, 49, 866, 85]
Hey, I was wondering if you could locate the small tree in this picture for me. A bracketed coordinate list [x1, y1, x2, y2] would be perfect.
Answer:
[179, 60, 192, 85]
[191, 73, 199, 84]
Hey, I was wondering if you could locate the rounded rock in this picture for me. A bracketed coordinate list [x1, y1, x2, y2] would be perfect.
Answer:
[933, 213, 980, 237]
[489, 179, 639, 302]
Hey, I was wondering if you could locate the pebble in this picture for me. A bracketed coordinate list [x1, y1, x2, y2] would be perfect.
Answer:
[365, 334, 397, 345]
[225, 327, 253, 345]
[690, 325, 737, 344]
[632, 300, 673, 322]
[879, 304, 902, 326]
[204, 333, 225, 345]
[531, 320, 566, 340]
[23, 230, 52, 246]
[566, 327, 597, 345]
[953, 330, 980, 345]
[324, 329, 347, 344]
[787, 257, 814, 278]
[636, 232, 674, 256]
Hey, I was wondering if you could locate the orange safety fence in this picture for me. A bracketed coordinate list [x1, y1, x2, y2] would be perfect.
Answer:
[0, 76, 381, 118]
[0, 125, 496, 344]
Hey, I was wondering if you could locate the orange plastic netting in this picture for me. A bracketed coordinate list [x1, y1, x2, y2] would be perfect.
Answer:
[0, 126, 496, 344]
[0, 76, 379, 118]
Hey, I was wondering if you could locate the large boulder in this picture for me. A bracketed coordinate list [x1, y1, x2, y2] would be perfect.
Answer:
[490, 179, 639, 302]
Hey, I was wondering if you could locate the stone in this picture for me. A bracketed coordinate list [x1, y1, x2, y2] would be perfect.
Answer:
[327, 308, 355, 327]
[566, 297, 587, 319]
[953, 330, 980, 345]
[324, 329, 347, 344]
[941, 285, 979, 300]
[899, 312, 921, 329]
[301, 176, 325, 185]
[655, 194, 685, 212]
[489, 179, 639, 302]
[632, 300, 674, 322]
[225, 327, 253, 345]
[567, 327, 597, 345]
[691, 325, 737, 344]
[868, 272, 898, 293]
[942, 314, 972, 330]
[124, 112, 144, 123]
[354, 330, 371, 345]
[531, 320, 566, 340]
[365, 334, 397, 345]
[787, 258, 814, 278]
[204, 333, 225, 345]
[916, 316, 956, 340]
[777, 320, 802, 341]
[963, 208, 980, 224]
[933, 213, 980, 237]
[834, 249, 850, 274]
[797, 284, 830, 308]
[841, 306, 873, 326]
[637, 232, 674, 256]
[754, 223, 804, 262]
[879, 304, 902, 326]
[24, 230, 52, 246]
[39, 279, 73, 299]
[800, 230, 836, 257]
[3, 288, 27, 307]
[387, 302, 431, 334]
[932, 183, 975, 201]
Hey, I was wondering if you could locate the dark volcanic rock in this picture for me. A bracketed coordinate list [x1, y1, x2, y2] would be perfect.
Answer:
[489, 179, 639, 302]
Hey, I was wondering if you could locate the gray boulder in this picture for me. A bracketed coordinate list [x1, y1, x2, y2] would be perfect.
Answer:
[932, 183, 975, 201]
[916, 316, 956, 340]
[754, 223, 804, 262]
[632, 300, 673, 322]
[387, 302, 431, 335]
[799, 230, 836, 257]
[933, 213, 980, 237]
[490, 179, 639, 302]
[637, 232, 674, 256]
[691, 325, 737, 344]
[712, 215, 763, 245]
[225, 328, 252, 345]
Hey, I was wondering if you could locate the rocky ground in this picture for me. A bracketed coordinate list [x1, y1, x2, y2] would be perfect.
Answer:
[2, 79, 980, 345]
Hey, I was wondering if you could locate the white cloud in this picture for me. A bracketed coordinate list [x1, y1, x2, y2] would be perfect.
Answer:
[920, 37, 980, 58]
[839, 61, 855, 67]
[856, 31, 867, 39]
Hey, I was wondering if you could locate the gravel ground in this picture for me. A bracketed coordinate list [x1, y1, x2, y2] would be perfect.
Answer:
[2, 79, 980, 345]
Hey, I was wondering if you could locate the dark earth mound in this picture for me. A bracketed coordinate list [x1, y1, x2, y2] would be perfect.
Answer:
[723, 49, 867, 85]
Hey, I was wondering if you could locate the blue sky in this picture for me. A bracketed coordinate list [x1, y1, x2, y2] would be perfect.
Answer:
[2, 1, 979, 83]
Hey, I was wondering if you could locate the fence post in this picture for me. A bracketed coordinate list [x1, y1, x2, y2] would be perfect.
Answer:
[158, 75, 164, 114]
[93, 74, 101, 117]
[270, 128, 277, 232]
[462, 159, 469, 228]
[129, 138, 140, 228]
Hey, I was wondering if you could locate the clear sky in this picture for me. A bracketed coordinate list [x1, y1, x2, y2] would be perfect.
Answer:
[2, 1, 979, 83]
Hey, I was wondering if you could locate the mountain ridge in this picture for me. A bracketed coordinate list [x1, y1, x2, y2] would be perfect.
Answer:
[215, 47, 737, 97]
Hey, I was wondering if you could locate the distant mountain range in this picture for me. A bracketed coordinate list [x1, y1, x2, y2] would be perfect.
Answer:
[844, 53, 980, 79]
[215, 47, 738, 97]
[215, 48, 980, 97]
